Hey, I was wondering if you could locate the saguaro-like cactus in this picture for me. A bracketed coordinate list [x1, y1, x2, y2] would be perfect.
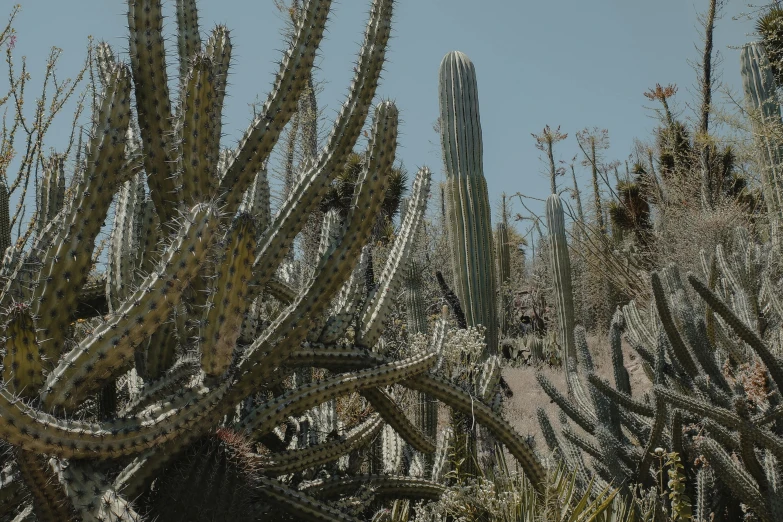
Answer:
[439, 50, 498, 355]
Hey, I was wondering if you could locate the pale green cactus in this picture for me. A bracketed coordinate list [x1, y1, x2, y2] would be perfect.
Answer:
[439, 50, 498, 355]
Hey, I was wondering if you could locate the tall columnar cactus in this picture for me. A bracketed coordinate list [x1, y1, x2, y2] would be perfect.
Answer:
[0, 1, 546, 518]
[438, 50, 498, 355]
[545, 194, 579, 386]
[740, 42, 783, 226]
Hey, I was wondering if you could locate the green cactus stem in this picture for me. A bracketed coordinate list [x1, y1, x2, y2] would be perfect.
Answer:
[439, 50, 498, 354]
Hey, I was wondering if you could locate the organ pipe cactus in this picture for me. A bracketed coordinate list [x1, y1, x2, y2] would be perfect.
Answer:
[439, 50, 498, 355]
[0, 1, 546, 519]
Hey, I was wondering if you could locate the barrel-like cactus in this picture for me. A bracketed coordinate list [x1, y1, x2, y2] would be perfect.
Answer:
[0, 1, 546, 518]
[438, 50, 498, 355]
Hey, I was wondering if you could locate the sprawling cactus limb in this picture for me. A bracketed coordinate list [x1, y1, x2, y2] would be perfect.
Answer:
[651, 271, 700, 380]
[200, 215, 257, 379]
[255, 475, 361, 522]
[206, 26, 231, 150]
[536, 373, 597, 434]
[361, 387, 436, 453]
[587, 375, 655, 417]
[95, 41, 116, 87]
[40, 204, 220, 410]
[740, 42, 783, 225]
[54, 460, 141, 522]
[317, 259, 365, 344]
[238, 353, 435, 436]
[175, 0, 202, 83]
[32, 64, 132, 365]
[439, 50, 498, 353]
[262, 414, 383, 476]
[496, 220, 511, 336]
[358, 167, 431, 346]
[609, 309, 631, 395]
[178, 55, 219, 204]
[403, 374, 546, 490]
[288, 345, 387, 371]
[302, 475, 445, 502]
[405, 261, 428, 335]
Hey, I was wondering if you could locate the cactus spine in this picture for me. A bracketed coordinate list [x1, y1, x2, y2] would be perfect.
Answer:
[438, 50, 498, 354]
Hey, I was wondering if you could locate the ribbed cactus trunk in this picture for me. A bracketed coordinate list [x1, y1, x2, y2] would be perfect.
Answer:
[545, 194, 578, 384]
[438, 50, 498, 356]
[496, 221, 511, 336]
[740, 42, 783, 228]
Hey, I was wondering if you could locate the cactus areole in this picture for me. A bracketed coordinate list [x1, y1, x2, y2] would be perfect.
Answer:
[438, 50, 498, 355]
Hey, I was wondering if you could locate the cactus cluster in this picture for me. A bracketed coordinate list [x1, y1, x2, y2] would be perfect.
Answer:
[0, 2, 548, 520]
[537, 222, 783, 521]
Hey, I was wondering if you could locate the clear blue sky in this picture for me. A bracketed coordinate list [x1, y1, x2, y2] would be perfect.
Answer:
[3, 0, 761, 238]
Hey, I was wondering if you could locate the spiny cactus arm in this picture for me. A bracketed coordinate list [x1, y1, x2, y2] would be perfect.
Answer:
[688, 272, 783, 389]
[206, 26, 230, 150]
[4, 380, 229, 459]
[536, 373, 597, 434]
[178, 54, 218, 203]
[53, 460, 141, 522]
[134, 196, 161, 276]
[15, 450, 72, 522]
[40, 204, 219, 409]
[200, 214, 257, 378]
[702, 419, 740, 452]
[0, 181, 9, 256]
[238, 353, 435, 436]
[317, 260, 365, 344]
[586, 374, 654, 417]
[404, 374, 546, 490]
[651, 272, 700, 379]
[106, 174, 143, 312]
[0, 476, 24, 522]
[301, 475, 445, 502]
[656, 386, 783, 461]
[755, 404, 783, 426]
[239, 167, 271, 236]
[636, 396, 667, 485]
[609, 309, 632, 395]
[561, 425, 603, 461]
[34, 155, 66, 240]
[622, 300, 658, 351]
[288, 344, 387, 370]
[175, 0, 202, 82]
[218, 0, 333, 214]
[699, 438, 770, 522]
[361, 387, 436, 453]
[236, 102, 397, 379]
[477, 355, 501, 401]
[254, 476, 361, 522]
[140, 316, 179, 380]
[96, 41, 116, 87]
[358, 166, 431, 346]
[2, 305, 44, 399]
[32, 64, 132, 364]
[127, 0, 176, 223]
[262, 413, 383, 476]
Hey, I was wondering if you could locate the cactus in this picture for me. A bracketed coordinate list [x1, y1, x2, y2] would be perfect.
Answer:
[438, 50, 498, 354]
[0, 2, 552, 517]
[740, 42, 783, 226]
